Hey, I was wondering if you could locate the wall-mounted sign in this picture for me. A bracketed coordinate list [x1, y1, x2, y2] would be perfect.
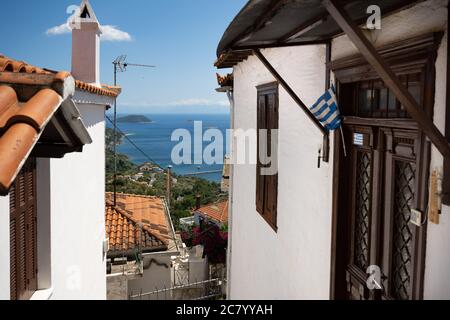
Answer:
[353, 133, 364, 146]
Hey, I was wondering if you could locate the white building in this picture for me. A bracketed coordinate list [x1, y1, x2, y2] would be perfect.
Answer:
[216, 0, 450, 300]
[0, 0, 120, 300]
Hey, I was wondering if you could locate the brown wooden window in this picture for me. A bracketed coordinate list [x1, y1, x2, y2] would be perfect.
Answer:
[256, 83, 279, 231]
[339, 73, 423, 119]
[10, 157, 38, 300]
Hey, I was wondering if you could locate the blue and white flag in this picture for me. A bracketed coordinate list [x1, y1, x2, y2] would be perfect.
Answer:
[310, 85, 342, 131]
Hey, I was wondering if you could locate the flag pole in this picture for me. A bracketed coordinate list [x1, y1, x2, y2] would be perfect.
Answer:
[339, 126, 347, 158]
[331, 82, 347, 158]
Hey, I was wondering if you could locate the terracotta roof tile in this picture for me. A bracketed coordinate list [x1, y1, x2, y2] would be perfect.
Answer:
[0, 86, 63, 194]
[216, 73, 233, 87]
[0, 55, 93, 195]
[195, 201, 229, 224]
[0, 123, 39, 193]
[0, 88, 62, 131]
[0, 55, 120, 97]
[75, 80, 121, 97]
[105, 193, 174, 254]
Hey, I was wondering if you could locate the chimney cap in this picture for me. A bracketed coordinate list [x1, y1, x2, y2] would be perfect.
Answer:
[75, 0, 100, 26]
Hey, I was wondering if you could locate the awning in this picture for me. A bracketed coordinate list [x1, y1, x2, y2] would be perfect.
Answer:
[216, 0, 417, 68]
[0, 70, 92, 195]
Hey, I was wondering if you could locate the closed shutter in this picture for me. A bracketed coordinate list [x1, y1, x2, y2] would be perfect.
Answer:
[256, 93, 266, 215]
[10, 157, 37, 300]
[256, 84, 279, 230]
[264, 93, 278, 226]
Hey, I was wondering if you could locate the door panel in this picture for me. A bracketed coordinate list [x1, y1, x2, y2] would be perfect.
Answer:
[344, 126, 375, 300]
[379, 129, 424, 300]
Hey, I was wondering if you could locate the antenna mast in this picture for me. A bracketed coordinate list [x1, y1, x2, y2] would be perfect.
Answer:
[112, 55, 156, 207]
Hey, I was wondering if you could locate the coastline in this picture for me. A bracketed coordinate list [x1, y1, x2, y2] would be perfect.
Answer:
[110, 113, 230, 183]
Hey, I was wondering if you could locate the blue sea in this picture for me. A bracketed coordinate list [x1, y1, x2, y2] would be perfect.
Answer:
[108, 114, 230, 183]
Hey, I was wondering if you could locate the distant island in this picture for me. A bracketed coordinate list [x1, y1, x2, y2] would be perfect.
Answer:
[117, 115, 153, 123]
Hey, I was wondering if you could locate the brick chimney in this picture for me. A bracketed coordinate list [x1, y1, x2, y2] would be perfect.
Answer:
[71, 0, 101, 84]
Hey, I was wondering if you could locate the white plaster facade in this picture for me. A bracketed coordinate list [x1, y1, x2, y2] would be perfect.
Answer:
[47, 103, 107, 300]
[227, 0, 450, 300]
[0, 0, 114, 300]
[0, 99, 110, 300]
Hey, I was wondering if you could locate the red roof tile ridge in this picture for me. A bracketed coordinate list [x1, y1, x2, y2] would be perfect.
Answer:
[0, 55, 120, 97]
[107, 192, 163, 201]
[198, 200, 228, 211]
[0, 88, 62, 132]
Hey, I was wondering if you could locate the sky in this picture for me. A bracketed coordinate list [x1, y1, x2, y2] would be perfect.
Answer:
[0, 0, 247, 114]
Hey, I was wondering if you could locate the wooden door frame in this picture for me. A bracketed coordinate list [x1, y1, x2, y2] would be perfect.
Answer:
[330, 117, 431, 301]
[329, 33, 440, 300]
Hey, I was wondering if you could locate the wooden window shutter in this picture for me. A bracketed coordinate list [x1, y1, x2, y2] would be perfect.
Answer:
[256, 83, 279, 230]
[264, 93, 278, 226]
[10, 157, 37, 300]
[256, 93, 266, 215]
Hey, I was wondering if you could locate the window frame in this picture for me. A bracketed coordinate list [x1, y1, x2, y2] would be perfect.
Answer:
[256, 82, 279, 232]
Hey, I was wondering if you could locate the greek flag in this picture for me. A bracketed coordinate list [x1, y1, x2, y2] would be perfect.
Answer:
[310, 85, 342, 131]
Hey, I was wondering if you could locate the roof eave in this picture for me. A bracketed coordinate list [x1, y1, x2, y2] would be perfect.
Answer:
[215, 0, 421, 68]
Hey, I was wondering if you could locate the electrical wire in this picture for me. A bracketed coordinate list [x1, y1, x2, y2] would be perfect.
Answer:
[106, 115, 227, 178]
[106, 115, 166, 172]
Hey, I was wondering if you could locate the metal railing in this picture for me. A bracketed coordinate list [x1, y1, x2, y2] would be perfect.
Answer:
[129, 278, 226, 300]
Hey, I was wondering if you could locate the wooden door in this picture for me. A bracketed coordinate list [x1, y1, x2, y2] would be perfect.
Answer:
[341, 125, 427, 300]
[330, 32, 439, 301]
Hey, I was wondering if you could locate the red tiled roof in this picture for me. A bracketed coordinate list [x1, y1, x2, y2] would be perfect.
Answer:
[105, 193, 173, 254]
[0, 55, 120, 97]
[0, 54, 95, 195]
[75, 80, 121, 97]
[195, 201, 229, 224]
[0, 72, 91, 194]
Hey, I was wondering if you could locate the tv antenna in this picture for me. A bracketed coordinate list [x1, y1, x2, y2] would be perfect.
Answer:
[112, 55, 156, 207]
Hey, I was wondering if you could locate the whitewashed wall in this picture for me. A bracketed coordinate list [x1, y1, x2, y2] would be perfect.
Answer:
[331, 0, 450, 300]
[229, 0, 450, 300]
[48, 103, 106, 300]
[128, 253, 174, 297]
[230, 45, 332, 299]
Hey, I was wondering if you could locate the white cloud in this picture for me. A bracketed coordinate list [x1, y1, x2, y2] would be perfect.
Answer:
[46, 23, 71, 36]
[99, 25, 132, 42]
[46, 8, 132, 42]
